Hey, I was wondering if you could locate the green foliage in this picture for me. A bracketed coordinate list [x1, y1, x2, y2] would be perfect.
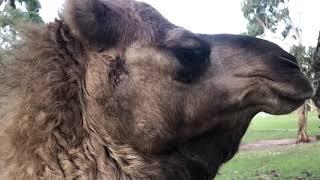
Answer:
[0, 0, 43, 59]
[17, 0, 42, 23]
[217, 142, 320, 179]
[18, 0, 41, 12]
[241, 0, 293, 39]
[1, 0, 41, 12]
[245, 21, 264, 37]
[290, 44, 315, 79]
[242, 0, 315, 84]
[0, 0, 43, 27]
[1, 5, 36, 48]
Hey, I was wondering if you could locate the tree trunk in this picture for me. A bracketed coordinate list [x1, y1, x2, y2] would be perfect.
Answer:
[9, 0, 16, 9]
[311, 31, 320, 132]
[296, 102, 310, 143]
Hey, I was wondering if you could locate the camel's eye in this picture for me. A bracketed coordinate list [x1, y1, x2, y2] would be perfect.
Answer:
[108, 56, 128, 88]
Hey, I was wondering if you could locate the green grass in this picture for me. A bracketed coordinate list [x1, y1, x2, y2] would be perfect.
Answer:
[242, 111, 320, 143]
[216, 142, 320, 180]
[215, 111, 320, 180]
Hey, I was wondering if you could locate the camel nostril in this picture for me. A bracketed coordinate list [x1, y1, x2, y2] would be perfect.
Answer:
[278, 55, 300, 69]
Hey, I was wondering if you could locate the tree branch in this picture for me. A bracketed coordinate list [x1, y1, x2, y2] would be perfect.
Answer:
[254, 16, 267, 31]
[9, 0, 16, 9]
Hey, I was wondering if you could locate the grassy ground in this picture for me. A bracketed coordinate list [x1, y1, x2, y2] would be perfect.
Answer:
[242, 112, 320, 143]
[215, 111, 320, 180]
[216, 143, 320, 180]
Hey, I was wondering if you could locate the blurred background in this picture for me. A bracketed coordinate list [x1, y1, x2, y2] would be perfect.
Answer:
[1, 0, 320, 179]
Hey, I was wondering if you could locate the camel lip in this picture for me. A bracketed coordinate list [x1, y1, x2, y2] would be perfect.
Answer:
[277, 92, 310, 106]
[234, 72, 314, 103]
[264, 96, 306, 115]
[262, 80, 313, 115]
[282, 89, 314, 102]
[276, 92, 313, 114]
[271, 78, 314, 102]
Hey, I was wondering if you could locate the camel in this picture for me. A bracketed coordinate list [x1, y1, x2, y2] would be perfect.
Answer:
[0, 0, 313, 179]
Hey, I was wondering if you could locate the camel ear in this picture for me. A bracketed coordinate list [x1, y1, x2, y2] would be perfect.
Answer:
[63, 0, 139, 49]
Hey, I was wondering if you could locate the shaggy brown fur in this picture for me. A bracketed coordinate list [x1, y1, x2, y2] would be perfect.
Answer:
[0, 0, 313, 179]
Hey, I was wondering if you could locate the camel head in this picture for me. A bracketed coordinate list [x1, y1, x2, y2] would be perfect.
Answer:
[62, 0, 313, 178]
[1, 0, 313, 179]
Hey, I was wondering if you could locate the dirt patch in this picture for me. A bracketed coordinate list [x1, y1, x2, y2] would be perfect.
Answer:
[240, 136, 320, 151]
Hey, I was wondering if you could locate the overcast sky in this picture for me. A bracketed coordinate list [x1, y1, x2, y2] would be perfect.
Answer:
[39, 0, 320, 50]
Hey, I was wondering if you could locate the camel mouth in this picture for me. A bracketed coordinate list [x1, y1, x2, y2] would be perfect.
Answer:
[262, 95, 307, 115]
[278, 88, 314, 102]
[269, 75, 313, 101]
[235, 70, 313, 114]
[261, 74, 313, 114]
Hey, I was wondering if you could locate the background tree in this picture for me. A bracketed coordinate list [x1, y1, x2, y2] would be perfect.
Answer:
[0, 0, 43, 52]
[0, 0, 43, 108]
[241, 0, 315, 143]
[290, 45, 314, 142]
[312, 32, 320, 109]
[241, 0, 294, 39]
[311, 32, 320, 132]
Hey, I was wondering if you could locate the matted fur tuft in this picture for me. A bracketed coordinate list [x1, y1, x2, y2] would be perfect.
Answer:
[0, 20, 203, 180]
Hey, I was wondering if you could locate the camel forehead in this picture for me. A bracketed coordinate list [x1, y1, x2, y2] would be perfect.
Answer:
[125, 47, 177, 67]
